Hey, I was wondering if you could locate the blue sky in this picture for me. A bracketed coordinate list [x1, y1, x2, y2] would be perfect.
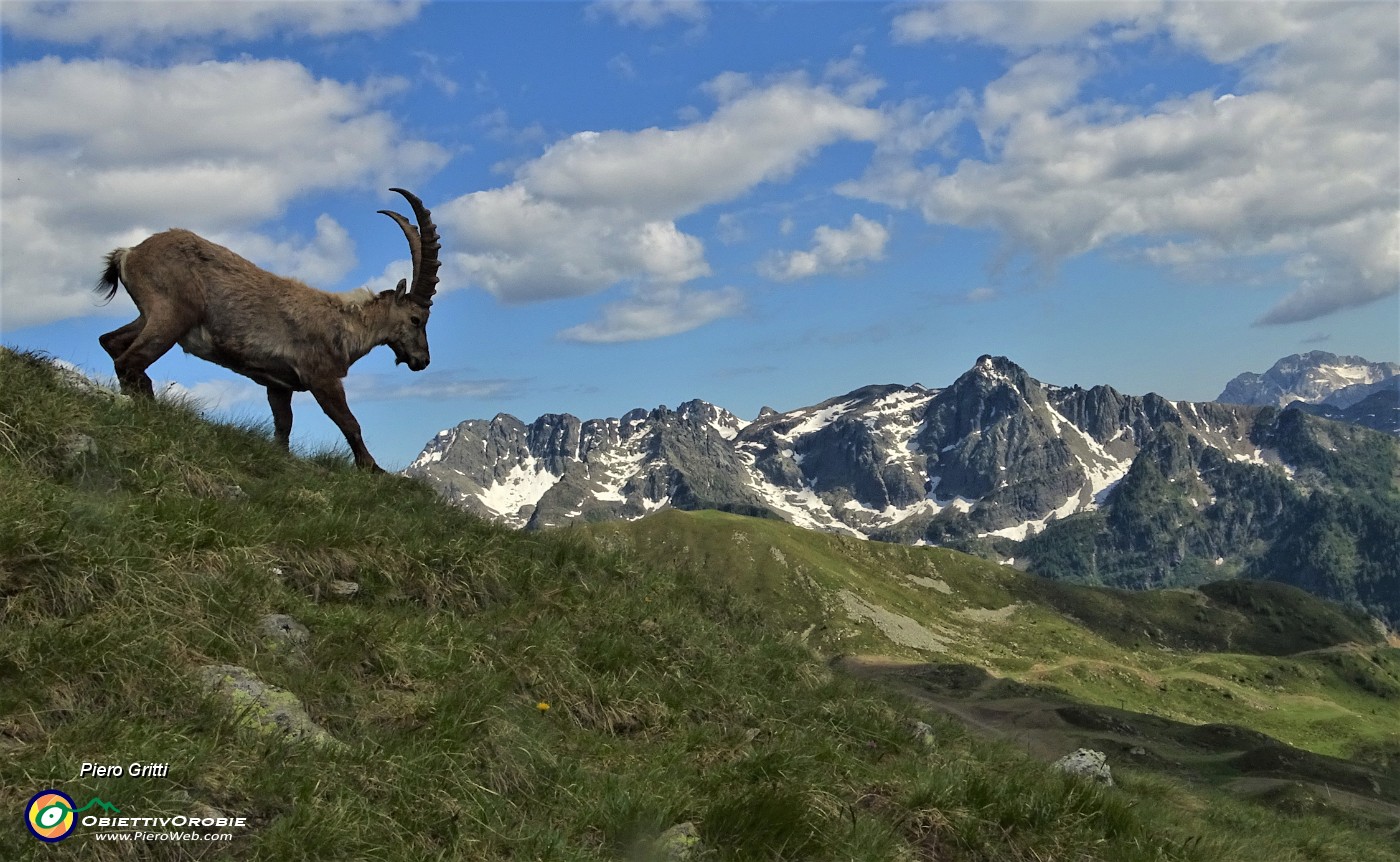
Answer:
[3, 0, 1397, 470]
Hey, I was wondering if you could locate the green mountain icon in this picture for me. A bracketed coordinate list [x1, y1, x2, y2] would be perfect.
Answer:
[69, 797, 122, 815]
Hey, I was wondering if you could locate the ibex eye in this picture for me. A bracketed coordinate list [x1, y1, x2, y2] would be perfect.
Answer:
[410, 316, 423, 326]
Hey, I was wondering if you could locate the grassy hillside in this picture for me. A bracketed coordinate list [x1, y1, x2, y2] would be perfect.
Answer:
[2, 347, 1398, 861]
[586, 510, 1398, 771]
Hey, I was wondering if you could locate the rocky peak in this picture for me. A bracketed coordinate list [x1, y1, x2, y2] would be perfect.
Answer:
[1218, 352, 1399, 409]
[921, 355, 1044, 446]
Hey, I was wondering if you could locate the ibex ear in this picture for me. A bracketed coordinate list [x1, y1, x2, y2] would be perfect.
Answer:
[394, 278, 408, 298]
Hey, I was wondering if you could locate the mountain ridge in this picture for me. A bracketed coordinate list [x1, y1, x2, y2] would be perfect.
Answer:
[407, 354, 1288, 541]
[407, 354, 1400, 626]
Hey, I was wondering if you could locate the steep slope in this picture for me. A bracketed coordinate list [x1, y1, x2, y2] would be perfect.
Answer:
[1218, 351, 1399, 409]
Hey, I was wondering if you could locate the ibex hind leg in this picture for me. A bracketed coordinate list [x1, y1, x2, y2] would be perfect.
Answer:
[112, 323, 184, 399]
[99, 317, 144, 361]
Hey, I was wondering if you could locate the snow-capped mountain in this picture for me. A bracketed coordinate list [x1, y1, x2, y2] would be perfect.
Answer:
[407, 355, 1285, 540]
[408, 353, 1399, 623]
[1217, 351, 1399, 409]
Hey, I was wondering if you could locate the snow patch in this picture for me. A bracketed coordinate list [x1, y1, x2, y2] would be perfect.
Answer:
[476, 457, 562, 526]
[981, 490, 1081, 541]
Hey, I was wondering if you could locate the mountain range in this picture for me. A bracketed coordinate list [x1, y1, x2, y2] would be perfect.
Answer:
[406, 354, 1400, 626]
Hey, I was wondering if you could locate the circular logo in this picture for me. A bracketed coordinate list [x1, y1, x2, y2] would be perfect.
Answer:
[25, 790, 77, 842]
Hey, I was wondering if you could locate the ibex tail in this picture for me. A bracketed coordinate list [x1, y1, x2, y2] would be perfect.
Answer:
[95, 248, 129, 303]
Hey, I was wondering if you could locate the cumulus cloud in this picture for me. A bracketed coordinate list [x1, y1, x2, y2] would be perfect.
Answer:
[512, 80, 883, 219]
[558, 285, 744, 344]
[588, 0, 707, 30]
[761, 215, 889, 282]
[861, 1, 1398, 325]
[441, 76, 882, 339]
[0, 0, 423, 46]
[0, 57, 448, 330]
[213, 215, 358, 288]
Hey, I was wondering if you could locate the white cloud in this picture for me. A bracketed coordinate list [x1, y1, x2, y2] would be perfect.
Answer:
[0, 57, 449, 331]
[588, 0, 708, 30]
[863, 1, 1399, 325]
[558, 285, 744, 344]
[892, 0, 1159, 49]
[761, 215, 889, 282]
[441, 77, 883, 318]
[212, 215, 359, 288]
[162, 378, 264, 412]
[0, 0, 423, 46]
[715, 212, 746, 244]
[608, 52, 637, 79]
[979, 52, 1091, 136]
[514, 81, 883, 219]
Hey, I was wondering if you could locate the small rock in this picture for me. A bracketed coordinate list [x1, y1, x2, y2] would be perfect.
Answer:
[257, 614, 309, 658]
[907, 719, 936, 749]
[1053, 748, 1113, 787]
[168, 790, 236, 831]
[199, 664, 340, 749]
[59, 433, 98, 468]
[212, 483, 247, 501]
[1128, 746, 1147, 757]
[48, 362, 125, 400]
[328, 580, 360, 599]
[652, 822, 703, 861]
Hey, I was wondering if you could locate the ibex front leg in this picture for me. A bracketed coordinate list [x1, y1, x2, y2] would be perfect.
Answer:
[267, 385, 294, 451]
[309, 380, 382, 473]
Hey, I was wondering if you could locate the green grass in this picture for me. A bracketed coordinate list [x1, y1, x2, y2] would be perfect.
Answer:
[2, 347, 1397, 861]
[588, 508, 1400, 762]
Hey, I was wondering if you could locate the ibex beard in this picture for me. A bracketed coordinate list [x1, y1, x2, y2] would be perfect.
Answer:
[96, 188, 441, 473]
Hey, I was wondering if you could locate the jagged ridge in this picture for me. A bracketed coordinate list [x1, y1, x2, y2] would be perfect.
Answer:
[408, 355, 1285, 541]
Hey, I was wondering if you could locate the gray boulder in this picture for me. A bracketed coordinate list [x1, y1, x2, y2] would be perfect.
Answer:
[1053, 748, 1113, 786]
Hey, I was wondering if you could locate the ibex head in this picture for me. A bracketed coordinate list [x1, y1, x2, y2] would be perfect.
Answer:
[377, 187, 441, 372]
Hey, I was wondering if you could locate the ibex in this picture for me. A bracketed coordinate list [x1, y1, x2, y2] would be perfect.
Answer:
[96, 188, 440, 472]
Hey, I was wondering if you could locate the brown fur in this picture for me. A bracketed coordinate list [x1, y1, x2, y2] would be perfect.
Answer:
[96, 191, 439, 472]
